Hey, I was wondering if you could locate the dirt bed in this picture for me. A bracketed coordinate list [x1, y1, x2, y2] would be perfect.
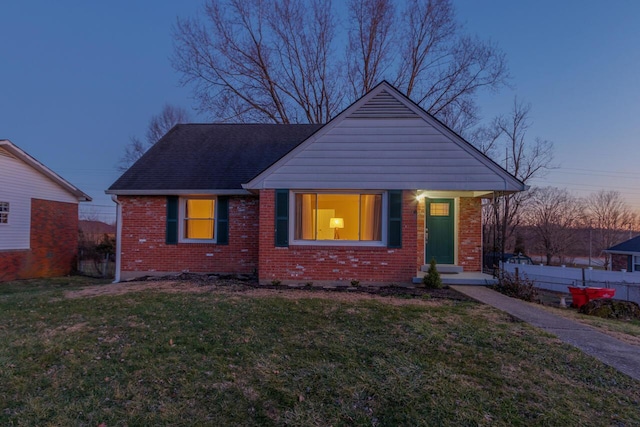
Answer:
[64, 275, 471, 306]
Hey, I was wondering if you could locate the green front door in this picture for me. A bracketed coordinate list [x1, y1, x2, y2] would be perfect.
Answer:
[425, 199, 455, 264]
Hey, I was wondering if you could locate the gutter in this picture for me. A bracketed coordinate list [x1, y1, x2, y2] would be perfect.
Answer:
[111, 195, 122, 283]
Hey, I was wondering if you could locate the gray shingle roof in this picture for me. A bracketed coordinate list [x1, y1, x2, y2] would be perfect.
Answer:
[108, 124, 322, 193]
[606, 235, 640, 253]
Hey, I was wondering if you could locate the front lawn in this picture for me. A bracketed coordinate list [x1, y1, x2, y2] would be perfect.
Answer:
[1, 278, 639, 426]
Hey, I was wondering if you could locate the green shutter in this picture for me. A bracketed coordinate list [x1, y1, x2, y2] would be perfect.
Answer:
[217, 196, 229, 245]
[388, 190, 402, 248]
[166, 196, 178, 245]
[275, 189, 289, 247]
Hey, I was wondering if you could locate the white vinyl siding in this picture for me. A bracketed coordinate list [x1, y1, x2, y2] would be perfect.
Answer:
[0, 150, 78, 250]
[246, 85, 524, 192]
[0, 202, 8, 224]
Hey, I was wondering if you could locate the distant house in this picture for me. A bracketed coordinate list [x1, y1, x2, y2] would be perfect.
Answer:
[79, 220, 116, 244]
[107, 82, 525, 284]
[0, 140, 91, 282]
[604, 236, 640, 272]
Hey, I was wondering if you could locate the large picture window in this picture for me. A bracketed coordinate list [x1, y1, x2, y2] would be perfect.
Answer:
[181, 198, 216, 241]
[294, 192, 383, 243]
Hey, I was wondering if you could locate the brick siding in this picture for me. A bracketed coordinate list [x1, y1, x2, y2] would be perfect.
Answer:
[458, 197, 482, 272]
[0, 199, 78, 282]
[117, 192, 484, 283]
[258, 190, 421, 284]
[118, 195, 259, 278]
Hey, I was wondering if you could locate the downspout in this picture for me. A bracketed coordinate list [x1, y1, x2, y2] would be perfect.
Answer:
[111, 195, 122, 283]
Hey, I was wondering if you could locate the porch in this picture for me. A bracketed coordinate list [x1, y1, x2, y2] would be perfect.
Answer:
[413, 268, 497, 286]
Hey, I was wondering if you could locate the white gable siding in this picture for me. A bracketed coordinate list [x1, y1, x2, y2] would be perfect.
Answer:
[0, 149, 77, 250]
[253, 117, 516, 191]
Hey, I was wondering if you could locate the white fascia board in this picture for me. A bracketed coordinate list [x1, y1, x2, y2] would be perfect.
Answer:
[0, 139, 92, 202]
[105, 189, 252, 196]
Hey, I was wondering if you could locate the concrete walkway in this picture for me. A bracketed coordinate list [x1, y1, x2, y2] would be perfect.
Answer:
[451, 285, 640, 382]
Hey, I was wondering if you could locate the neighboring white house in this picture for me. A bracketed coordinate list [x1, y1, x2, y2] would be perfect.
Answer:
[0, 140, 91, 281]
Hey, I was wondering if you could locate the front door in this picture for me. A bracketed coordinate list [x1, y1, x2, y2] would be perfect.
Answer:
[425, 199, 455, 264]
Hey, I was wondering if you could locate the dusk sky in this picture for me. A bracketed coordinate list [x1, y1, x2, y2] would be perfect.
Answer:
[1, 1, 639, 223]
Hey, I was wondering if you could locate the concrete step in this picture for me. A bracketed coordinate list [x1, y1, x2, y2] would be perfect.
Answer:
[420, 264, 463, 274]
[413, 271, 497, 286]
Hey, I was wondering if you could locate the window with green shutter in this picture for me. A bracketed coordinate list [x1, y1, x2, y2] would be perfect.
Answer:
[166, 196, 230, 244]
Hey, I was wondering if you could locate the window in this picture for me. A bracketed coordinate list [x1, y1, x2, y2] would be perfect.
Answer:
[293, 192, 383, 243]
[0, 202, 8, 224]
[634, 255, 640, 272]
[181, 198, 216, 241]
[430, 203, 449, 216]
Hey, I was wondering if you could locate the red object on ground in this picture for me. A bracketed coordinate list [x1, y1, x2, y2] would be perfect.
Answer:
[568, 286, 589, 308]
[585, 287, 616, 300]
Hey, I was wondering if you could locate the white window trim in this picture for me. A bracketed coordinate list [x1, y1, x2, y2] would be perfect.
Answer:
[289, 190, 387, 247]
[178, 196, 217, 243]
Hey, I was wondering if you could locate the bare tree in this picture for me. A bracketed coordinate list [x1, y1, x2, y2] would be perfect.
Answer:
[523, 187, 584, 265]
[347, 0, 395, 97]
[118, 104, 190, 171]
[173, 0, 343, 124]
[172, 0, 509, 132]
[478, 98, 554, 257]
[586, 190, 636, 269]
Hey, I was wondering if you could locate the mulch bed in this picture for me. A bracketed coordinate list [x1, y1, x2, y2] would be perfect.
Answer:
[132, 272, 472, 301]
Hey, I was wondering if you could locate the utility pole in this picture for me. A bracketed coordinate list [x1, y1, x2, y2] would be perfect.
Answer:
[588, 222, 592, 267]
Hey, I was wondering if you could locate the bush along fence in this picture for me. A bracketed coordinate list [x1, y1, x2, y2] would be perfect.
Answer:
[502, 263, 640, 305]
[77, 233, 115, 278]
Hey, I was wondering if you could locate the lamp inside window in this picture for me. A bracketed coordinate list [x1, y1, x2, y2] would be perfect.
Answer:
[329, 217, 344, 239]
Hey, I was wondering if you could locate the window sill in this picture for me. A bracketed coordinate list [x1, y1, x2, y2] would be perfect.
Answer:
[289, 240, 385, 248]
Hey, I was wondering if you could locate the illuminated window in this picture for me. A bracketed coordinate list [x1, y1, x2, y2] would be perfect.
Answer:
[294, 193, 383, 242]
[182, 198, 215, 241]
[0, 202, 8, 224]
[430, 203, 449, 216]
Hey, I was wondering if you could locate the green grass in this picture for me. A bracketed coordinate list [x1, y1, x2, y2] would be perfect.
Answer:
[1, 279, 639, 426]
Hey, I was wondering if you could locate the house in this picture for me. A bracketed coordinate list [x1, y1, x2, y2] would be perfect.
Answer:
[604, 236, 640, 272]
[0, 140, 91, 282]
[79, 219, 116, 244]
[107, 82, 525, 284]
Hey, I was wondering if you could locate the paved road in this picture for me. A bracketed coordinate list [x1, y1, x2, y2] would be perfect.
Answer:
[451, 285, 640, 382]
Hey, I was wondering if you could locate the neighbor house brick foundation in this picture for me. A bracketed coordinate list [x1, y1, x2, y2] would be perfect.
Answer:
[0, 199, 78, 281]
[118, 195, 259, 280]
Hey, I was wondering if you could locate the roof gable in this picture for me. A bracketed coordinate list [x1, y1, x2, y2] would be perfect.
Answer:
[244, 82, 525, 192]
[0, 140, 91, 201]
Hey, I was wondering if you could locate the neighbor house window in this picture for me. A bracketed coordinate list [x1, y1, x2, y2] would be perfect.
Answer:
[634, 255, 640, 272]
[293, 192, 383, 243]
[181, 198, 216, 241]
[0, 202, 8, 224]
